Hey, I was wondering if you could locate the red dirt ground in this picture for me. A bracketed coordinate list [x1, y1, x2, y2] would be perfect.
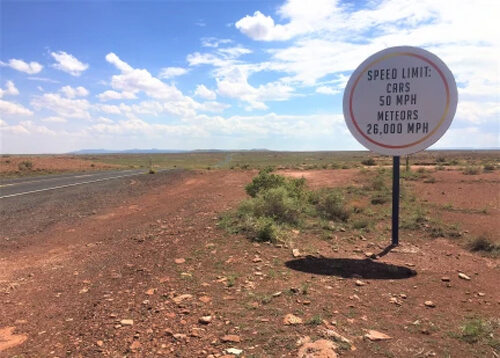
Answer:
[0, 168, 498, 358]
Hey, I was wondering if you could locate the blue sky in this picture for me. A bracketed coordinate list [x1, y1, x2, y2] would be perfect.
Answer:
[0, 0, 498, 154]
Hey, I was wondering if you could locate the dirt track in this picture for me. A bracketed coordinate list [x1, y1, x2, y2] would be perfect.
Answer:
[0, 169, 498, 358]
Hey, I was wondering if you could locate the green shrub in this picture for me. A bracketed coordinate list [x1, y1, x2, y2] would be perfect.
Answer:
[245, 168, 307, 199]
[246, 169, 286, 197]
[483, 163, 496, 172]
[371, 174, 387, 191]
[18, 160, 34, 171]
[361, 158, 376, 166]
[254, 217, 282, 242]
[467, 236, 499, 255]
[463, 166, 481, 175]
[314, 189, 349, 222]
[253, 187, 303, 225]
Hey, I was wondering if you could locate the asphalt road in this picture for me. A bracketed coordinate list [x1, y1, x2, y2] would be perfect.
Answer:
[0, 169, 148, 199]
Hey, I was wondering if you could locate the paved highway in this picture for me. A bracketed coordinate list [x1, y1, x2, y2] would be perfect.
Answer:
[0, 169, 148, 199]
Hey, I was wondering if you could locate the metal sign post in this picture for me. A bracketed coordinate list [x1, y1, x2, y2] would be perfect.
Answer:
[391, 156, 400, 246]
[343, 46, 458, 247]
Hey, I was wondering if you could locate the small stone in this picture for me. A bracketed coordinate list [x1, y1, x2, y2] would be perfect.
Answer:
[478, 292, 486, 297]
[96, 340, 104, 347]
[221, 335, 241, 343]
[252, 257, 262, 263]
[226, 348, 244, 356]
[424, 301, 436, 308]
[120, 319, 134, 326]
[130, 341, 141, 350]
[172, 294, 193, 305]
[355, 280, 366, 286]
[145, 288, 156, 296]
[284, 313, 303, 325]
[458, 273, 471, 280]
[199, 296, 212, 303]
[174, 258, 186, 264]
[298, 339, 338, 358]
[292, 249, 301, 258]
[364, 330, 391, 341]
[199, 315, 212, 324]
[441, 276, 450, 282]
[173, 333, 187, 341]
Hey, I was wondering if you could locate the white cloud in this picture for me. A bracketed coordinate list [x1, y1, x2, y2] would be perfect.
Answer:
[0, 123, 30, 135]
[105, 53, 133, 73]
[96, 104, 122, 114]
[19, 120, 56, 136]
[215, 66, 294, 110]
[95, 116, 114, 124]
[0, 59, 43, 74]
[194, 84, 216, 100]
[315, 86, 340, 95]
[42, 116, 67, 123]
[0, 100, 33, 116]
[235, 11, 291, 41]
[201, 37, 233, 48]
[51, 51, 89, 76]
[0, 81, 19, 98]
[60, 85, 89, 98]
[196, 101, 230, 113]
[106, 52, 184, 101]
[158, 67, 188, 79]
[97, 90, 137, 101]
[0, 119, 7, 126]
[31, 93, 90, 119]
[28, 77, 60, 84]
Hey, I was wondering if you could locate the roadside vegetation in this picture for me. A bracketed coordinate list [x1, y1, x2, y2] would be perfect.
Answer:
[220, 168, 349, 243]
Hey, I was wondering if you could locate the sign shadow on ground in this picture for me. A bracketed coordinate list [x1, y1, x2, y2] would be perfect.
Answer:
[285, 255, 417, 280]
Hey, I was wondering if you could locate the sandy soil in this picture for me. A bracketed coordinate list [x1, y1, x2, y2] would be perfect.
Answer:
[0, 168, 498, 358]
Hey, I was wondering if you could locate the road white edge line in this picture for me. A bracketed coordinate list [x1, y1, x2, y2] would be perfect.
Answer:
[0, 172, 144, 199]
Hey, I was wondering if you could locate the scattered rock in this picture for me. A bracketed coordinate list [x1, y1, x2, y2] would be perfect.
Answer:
[145, 288, 156, 296]
[130, 341, 141, 350]
[292, 249, 301, 258]
[173, 294, 193, 305]
[458, 273, 471, 280]
[321, 328, 352, 345]
[284, 314, 303, 325]
[424, 301, 436, 308]
[226, 348, 244, 356]
[199, 296, 212, 303]
[173, 333, 187, 341]
[120, 319, 134, 326]
[355, 280, 366, 286]
[0, 327, 28, 352]
[174, 258, 186, 264]
[298, 339, 338, 358]
[199, 316, 212, 324]
[441, 276, 450, 282]
[221, 335, 241, 343]
[96, 340, 104, 347]
[364, 330, 391, 341]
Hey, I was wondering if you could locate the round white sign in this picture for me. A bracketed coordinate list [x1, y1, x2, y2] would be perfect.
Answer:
[343, 46, 458, 156]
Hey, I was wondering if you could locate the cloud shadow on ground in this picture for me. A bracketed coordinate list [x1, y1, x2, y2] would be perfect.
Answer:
[285, 256, 417, 280]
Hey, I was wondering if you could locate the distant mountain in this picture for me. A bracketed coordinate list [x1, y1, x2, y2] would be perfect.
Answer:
[71, 148, 190, 154]
[71, 148, 275, 154]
